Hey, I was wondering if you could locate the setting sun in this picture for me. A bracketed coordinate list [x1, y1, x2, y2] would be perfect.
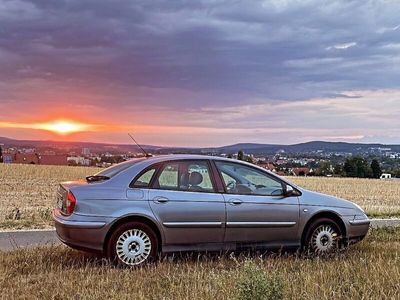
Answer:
[37, 120, 94, 135]
[39, 120, 86, 135]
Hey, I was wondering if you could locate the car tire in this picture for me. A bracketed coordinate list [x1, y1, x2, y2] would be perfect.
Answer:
[107, 221, 158, 267]
[304, 218, 342, 255]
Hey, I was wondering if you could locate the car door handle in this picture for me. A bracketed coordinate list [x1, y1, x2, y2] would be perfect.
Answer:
[153, 196, 169, 204]
[229, 199, 243, 205]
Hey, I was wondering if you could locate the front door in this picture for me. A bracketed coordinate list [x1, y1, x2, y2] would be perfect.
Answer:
[148, 160, 225, 245]
[214, 161, 299, 245]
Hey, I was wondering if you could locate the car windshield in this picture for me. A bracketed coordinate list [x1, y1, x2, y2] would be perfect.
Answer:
[94, 158, 146, 178]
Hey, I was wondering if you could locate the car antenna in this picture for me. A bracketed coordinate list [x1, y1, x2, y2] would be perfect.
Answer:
[128, 133, 152, 157]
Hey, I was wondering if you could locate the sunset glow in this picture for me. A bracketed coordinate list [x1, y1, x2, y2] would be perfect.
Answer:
[37, 120, 92, 135]
[0, 120, 96, 136]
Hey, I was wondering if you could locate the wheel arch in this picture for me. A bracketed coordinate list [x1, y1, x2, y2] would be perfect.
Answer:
[301, 211, 347, 246]
[103, 214, 163, 254]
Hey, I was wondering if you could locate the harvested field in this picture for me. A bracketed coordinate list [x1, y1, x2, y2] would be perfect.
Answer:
[0, 228, 399, 299]
[0, 164, 399, 229]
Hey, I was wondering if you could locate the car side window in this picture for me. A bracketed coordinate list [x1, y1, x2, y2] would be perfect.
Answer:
[215, 161, 284, 196]
[157, 163, 179, 190]
[184, 162, 215, 193]
[152, 160, 216, 193]
[132, 167, 156, 188]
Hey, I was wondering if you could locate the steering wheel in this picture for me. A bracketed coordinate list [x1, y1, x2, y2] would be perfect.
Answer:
[226, 180, 236, 191]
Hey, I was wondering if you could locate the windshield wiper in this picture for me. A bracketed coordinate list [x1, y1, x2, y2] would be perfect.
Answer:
[86, 175, 110, 183]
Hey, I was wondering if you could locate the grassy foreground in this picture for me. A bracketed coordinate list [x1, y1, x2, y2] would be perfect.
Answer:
[0, 228, 399, 299]
[1, 164, 400, 229]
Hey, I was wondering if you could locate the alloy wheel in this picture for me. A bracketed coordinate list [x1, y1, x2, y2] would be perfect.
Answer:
[115, 229, 152, 266]
[310, 224, 339, 255]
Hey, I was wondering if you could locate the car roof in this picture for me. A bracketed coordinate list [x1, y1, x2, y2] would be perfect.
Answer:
[134, 154, 235, 164]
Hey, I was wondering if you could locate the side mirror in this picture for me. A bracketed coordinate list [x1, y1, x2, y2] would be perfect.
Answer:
[284, 184, 295, 197]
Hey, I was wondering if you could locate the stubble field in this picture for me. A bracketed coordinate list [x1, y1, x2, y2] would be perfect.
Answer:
[0, 164, 399, 229]
[0, 228, 399, 299]
[0, 164, 400, 299]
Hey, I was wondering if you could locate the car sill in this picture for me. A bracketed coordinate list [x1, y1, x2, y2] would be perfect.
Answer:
[226, 221, 296, 228]
[163, 222, 223, 228]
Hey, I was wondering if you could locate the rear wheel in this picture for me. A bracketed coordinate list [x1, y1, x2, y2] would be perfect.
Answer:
[304, 218, 342, 255]
[107, 222, 158, 267]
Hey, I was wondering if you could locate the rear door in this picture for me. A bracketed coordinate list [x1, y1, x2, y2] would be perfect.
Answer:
[214, 161, 299, 245]
[147, 160, 226, 245]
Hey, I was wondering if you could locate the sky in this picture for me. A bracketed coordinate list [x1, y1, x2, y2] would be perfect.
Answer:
[0, 0, 399, 147]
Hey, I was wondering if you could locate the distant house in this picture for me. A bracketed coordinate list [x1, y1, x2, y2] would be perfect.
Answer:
[275, 171, 287, 176]
[67, 156, 91, 166]
[2, 153, 14, 164]
[82, 148, 91, 156]
[39, 155, 68, 166]
[3, 153, 67, 165]
[14, 153, 40, 164]
[291, 167, 311, 176]
[275, 159, 287, 165]
[257, 161, 276, 172]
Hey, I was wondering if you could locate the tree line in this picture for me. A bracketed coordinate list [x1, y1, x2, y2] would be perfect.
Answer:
[232, 149, 385, 179]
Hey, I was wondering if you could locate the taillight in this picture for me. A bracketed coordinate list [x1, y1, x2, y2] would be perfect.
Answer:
[66, 191, 77, 215]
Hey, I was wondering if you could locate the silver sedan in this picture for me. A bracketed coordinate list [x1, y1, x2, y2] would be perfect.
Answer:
[53, 155, 370, 266]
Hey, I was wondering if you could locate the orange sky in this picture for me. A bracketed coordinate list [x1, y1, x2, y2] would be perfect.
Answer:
[1, 1, 400, 146]
[1, 89, 400, 146]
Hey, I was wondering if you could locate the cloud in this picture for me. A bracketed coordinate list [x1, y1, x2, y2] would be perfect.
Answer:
[326, 42, 357, 50]
[0, 0, 400, 145]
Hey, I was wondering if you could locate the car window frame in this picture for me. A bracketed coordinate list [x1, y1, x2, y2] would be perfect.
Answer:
[129, 162, 162, 188]
[154, 161, 181, 190]
[212, 160, 292, 197]
[130, 159, 219, 193]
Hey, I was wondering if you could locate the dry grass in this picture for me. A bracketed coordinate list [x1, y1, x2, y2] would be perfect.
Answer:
[0, 164, 399, 230]
[0, 164, 100, 229]
[0, 228, 399, 299]
[288, 176, 400, 217]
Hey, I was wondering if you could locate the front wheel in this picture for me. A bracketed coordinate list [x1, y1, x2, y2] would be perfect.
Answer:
[107, 222, 158, 267]
[304, 218, 342, 255]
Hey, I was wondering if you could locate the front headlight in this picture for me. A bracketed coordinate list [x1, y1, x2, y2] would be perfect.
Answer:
[352, 203, 366, 215]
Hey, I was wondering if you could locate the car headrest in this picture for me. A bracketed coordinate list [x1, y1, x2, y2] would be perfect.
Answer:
[189, 171, 203, 186]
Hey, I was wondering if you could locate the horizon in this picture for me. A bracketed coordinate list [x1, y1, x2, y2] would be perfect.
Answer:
[1, 1, 400, 146]
[1, 135, 399, 149]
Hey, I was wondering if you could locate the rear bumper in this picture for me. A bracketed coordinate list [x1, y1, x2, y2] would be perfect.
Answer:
[53, 209, 109, 253]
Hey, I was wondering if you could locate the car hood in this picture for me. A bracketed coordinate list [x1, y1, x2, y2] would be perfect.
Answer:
[299, 189, 358, 209]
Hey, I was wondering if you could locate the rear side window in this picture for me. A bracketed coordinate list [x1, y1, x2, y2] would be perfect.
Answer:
[132, 167, 156, 188]
[185, 162, 214, 192]
[157, 163, 179, 190]
[151, 160, 216, 193]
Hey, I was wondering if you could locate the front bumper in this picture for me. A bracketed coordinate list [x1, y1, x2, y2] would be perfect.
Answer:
[53, 209, 109, 253]
[345, 216, 370, 243]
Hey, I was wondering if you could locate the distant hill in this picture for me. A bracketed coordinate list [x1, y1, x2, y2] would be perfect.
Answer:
[0, 136, 399, 155]
[213, 141, 400, 154]
[0, 136, 158, 154]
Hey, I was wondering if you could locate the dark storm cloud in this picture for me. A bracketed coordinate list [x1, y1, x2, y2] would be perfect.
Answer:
[1, 0, 400, 109]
